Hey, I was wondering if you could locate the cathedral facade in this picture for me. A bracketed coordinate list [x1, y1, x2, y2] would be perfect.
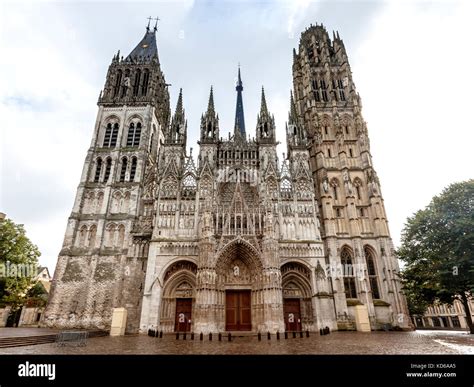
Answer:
[45, 23, 410, 334]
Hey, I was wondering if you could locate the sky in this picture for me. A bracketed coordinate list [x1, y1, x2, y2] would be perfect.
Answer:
[0, 0, 473, 273]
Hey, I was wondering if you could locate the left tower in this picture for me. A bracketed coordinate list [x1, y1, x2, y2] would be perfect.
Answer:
[44, 24, 170, 332]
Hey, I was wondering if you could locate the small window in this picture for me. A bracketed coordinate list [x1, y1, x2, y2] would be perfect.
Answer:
[349, 148, 353, 157]
[324, 126, 328, 135]
[120, 157, 127, 182]
[110, 123, 119, 147]
[328, 148, 332, 158]
[103, 158, 112, 182]
[94, 158, 102, 182]
[130, 157, 137, 182]
[345, 125, 349, 134]
[103, 123, 112, 147]
[356, 186, 361, 200]
[336, 208, 341, 217]
[359, 208, 365, 217]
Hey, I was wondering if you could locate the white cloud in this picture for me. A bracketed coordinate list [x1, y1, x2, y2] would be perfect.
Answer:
[352, 0, 474, 246]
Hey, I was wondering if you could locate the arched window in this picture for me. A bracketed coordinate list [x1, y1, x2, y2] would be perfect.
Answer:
[110, 123, 119, 147]
[364, 246, 380, 299]
[118, 224, 126, 248]
[94, 158, 102, 182]
[130, 157, 137, 181]
[331, 179, 339, 201]
[113, 70, 122, 97]
[133, 69, 141, 96]
[103, 157, 112, 182]
[141, 69, 150, 95]
[341, 248, 357, 298]
[126, 122, 141, 147]
[120, 157, 127, 182]
[103, 123, 112, 147]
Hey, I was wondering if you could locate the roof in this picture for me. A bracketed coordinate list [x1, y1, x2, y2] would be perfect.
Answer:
[126, 29, 159, 61]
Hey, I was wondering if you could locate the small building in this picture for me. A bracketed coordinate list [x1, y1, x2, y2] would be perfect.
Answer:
[412, 299, 474, 330]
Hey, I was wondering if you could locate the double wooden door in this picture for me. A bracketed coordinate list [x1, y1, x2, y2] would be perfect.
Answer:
[225, 290, 251, 331]
[284, 298, 302, 332]
[174, 298, 192, 332]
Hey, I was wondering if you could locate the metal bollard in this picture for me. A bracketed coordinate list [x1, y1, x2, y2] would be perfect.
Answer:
[320, 328, 323, 336]
[258, 332, 261, 341]
[228, 333, 231, 342]
[176, 332, 180, 340]
[159, 331, 163, 338]
[218, 333, 222, 341]
[326, 327, 330, 335]
[299, 331, 303, 338]
[191, 332, 194, 340]
[276, 331, 280, 340]
[306, 330, 310, 338]
[148, 329, 151, 337]
[200, 332, 203, 341]
[284, 331, 288, 339]
[292, 331, 296, 339]
[209, 333, 212, 341]
[183, 332, 187, 340]
[267, 332, 271, 340]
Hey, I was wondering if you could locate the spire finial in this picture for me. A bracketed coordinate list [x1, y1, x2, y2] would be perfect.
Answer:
[207, 86, 215, 114]
[146, 16, 152, 31]
[153, 16, 160, 32]
[260, 86, 268, 115]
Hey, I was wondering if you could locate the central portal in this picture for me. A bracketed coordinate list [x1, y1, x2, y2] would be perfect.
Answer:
[225, 290, 251, 331]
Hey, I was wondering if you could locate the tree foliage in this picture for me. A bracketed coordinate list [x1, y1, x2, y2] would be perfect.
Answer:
[398, 180, 474, 333]
[0, 217, 41, 309]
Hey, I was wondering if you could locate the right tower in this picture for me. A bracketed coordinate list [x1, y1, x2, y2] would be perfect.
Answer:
[293, 23, 410, 329]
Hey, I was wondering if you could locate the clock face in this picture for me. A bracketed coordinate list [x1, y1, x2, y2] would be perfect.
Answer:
[142, 44, 149, 48]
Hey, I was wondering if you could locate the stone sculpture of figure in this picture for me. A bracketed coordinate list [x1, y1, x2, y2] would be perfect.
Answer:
[314, 130, 322, 145]
[336, 130, 344, 147]
[343, 170, 353, 195]
[203, 211, 211, 228]
[322, 178, 329, 193]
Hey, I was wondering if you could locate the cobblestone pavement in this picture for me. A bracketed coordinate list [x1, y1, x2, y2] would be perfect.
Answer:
[0, 330, 473, 355]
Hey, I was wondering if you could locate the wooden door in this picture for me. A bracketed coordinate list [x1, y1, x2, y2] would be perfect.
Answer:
[174, 298, 192, 332]
[283, 298, 301, 332]
[226, 291, 251, 331]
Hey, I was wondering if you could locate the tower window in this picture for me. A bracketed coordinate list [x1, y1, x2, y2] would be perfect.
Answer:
[103, 123, 112, 147]
[336, 208, 341, 217]
[120, 157, 127, 182]
[359, 208, 365, 217]
[142, 70, 150, 96]
[94, 158, 102, 182]
[349, 148, 353, 157]
[327, 148, 332, 158]
[127, 122, 141, 147]
[337, 79, 346, 101]
[365, 247, 380, 299]
[103, 157, 112, 182]
[324, 126, 328, 135]
[333, 185, 338, 201]
[341, 249, 357, 299]
[356, 186, 361, 200]
[133, 69, 141, 97]
[110, 123, 119, 147]
[130, 157, 137, 182]
[320, 80, 328, 102]
[345, 125, 349, 134]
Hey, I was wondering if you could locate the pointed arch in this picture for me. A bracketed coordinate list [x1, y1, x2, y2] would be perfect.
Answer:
[341, 246, 357, 299]
[119, 157, 128, 182]
[93, 158, 102, 182]
[364, 245, 380, 299]
[87, 225, 97, 248]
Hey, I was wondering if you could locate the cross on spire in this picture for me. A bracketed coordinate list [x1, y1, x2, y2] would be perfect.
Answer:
[146, 16, 152, 31]
[153, 16, 160, 31]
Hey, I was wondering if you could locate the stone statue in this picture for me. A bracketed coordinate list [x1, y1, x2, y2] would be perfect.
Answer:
[343, 170, 353, 195]
[322, 178, 329, 193]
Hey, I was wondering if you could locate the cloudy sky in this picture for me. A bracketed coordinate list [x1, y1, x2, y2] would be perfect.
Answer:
[0, 0, 472, 273]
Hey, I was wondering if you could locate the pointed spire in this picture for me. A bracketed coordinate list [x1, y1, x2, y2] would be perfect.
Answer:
[234, 65, 246, 138]
[260, 86, 268, 116]
[289, 90, 298, 124]
[175, 88, 184, 116]
[207, 86, 215, 114]
[126, 24, 159, 62]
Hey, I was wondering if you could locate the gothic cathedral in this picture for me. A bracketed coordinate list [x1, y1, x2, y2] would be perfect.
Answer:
[45, 23, 410, 334]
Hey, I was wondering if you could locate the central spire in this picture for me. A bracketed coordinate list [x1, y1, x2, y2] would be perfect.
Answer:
[234, 65, 246, 139]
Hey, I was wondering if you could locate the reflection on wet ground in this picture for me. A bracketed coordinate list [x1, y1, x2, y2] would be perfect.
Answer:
[0, 330, 473, 355]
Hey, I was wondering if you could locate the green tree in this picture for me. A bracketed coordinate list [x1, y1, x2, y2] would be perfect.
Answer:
[0, 217, 41, 309]
[398, 180, 474, 333]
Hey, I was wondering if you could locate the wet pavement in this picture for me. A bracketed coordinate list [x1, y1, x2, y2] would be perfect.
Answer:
[0, 330, 473, 355]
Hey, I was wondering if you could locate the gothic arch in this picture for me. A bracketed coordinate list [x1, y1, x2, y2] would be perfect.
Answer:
[159, 260, 198, 332]
[126, 114, 144, 125]
[214, 238, 263, 272]
[281, 261, 314, 329]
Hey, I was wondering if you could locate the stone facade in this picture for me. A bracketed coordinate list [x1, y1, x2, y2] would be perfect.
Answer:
[45, 23, 410, 334]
